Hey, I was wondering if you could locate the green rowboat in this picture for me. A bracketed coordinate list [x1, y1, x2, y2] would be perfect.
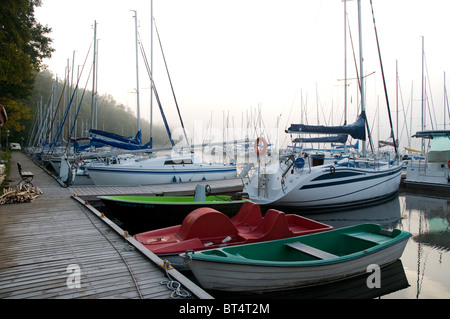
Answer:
[182, 223, 411, 292]
[99, 191, 248, 231]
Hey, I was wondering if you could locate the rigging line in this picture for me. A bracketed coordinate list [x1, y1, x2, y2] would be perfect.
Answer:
[51, 39, 95, 154]
[44, 78, 67, 151]
[47, 38, 94, 153]
[397, 77, 410, 144]
[369, 0, 398, 157]
[153, 18, 189, 146]
[68, 62, 94, 152]
[138, 33, 175, 147]
[424, 56, 437, 128]
[346, 14, 361, 96]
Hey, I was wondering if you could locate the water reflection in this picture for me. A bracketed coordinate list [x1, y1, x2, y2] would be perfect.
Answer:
[396, 193, 450, 299]
[302, 195, 402, 230]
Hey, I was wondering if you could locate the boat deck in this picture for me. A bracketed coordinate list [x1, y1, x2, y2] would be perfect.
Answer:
[0, 151, 212, 299]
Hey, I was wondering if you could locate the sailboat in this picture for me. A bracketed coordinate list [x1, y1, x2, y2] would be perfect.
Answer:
[85, 10, 238, 186]
[243, 0, 402, 211]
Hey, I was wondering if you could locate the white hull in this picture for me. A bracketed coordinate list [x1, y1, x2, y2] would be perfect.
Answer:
[87, 154, 237, 186]
[244, 159, 402, 209]
[404, 159, 450, 189]
[185, 239, 408, 292]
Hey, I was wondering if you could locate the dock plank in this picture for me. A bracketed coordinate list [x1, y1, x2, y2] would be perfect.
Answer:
[0, 151, 212, 299]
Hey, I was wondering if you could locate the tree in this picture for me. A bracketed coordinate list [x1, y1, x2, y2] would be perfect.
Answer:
[0, 0, 54, 141]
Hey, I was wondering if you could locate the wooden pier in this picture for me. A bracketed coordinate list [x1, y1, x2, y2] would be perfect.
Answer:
[0, 151, 213, 299]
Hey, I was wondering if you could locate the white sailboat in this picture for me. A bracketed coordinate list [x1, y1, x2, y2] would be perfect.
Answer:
[243, 0, 402, 210]
[244, 122, 402, 210]
[85, 10, 238, 186]
[86, 152, 237, 186]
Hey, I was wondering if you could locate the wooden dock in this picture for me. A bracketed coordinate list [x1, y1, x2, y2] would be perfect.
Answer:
[0, 151, 213, 299]
[69, 178, 244, 201]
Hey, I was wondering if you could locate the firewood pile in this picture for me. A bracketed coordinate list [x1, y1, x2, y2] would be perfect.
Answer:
[0, 183, 43, 204]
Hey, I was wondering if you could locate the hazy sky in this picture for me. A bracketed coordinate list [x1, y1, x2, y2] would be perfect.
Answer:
[35, 0, 450, 150]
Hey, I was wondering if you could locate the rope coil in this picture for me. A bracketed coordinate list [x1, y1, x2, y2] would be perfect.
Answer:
[160, 260, 192, 299]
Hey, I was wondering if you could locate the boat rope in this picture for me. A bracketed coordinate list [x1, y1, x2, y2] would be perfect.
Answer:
[137, 31, 175, 147]
[369, 0, 398, 158]
[160, 260, 192, 299]
[153, 18, 190, 146]
[78, 204, 144, 299]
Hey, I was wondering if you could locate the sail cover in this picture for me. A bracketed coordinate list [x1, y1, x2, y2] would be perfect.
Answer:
[286, 114, 366, 141]
[89, 129, 143, 145]
[89, 135, 153, 151]
[293, 135, 348, 144]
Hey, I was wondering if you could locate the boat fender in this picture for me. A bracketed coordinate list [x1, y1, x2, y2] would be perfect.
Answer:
[448, 159, 450, 169]
[205, 184, 212, 195]
[254, 137, 268, 156]
[330, 166, 336, 174]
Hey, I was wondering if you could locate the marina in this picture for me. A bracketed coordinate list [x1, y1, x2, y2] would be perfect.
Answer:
[2, 0, 450, 302]
[1, 150, 449, 299]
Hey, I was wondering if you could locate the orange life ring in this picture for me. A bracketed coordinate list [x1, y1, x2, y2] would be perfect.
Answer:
[254, 137, 268, 156]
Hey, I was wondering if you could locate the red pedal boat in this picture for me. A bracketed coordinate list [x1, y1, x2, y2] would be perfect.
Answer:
[134, 201, 333, 270]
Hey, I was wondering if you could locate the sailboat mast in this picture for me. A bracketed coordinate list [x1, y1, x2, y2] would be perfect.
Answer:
[150, 0, 154, 147]
[357, 0, 366, 157]
[91, 20, 97, 131]
[132, 10, 141, 133]
[421, 36, 425, 152]
[344, 0, 348, 152]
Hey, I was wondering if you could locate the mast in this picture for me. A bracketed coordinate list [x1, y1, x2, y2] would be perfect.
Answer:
[396, 60, 398, 145]
[91, 20, 97, 131]
[357, 0, 366, 156]
[421, 36, 425, 152]
[150, 0, 154, 147]
[444, 72, 447, 129]
[343, 0, 348, 151]
[132, 10, 141, 133]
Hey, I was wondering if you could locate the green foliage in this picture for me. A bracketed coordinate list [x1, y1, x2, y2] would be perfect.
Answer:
[0, 0, 54, 140]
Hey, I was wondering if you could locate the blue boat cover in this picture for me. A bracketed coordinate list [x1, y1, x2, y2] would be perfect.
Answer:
[293, 135, 348, 144]
[286, 115, 366, 141]
[89, 129, 143, 145]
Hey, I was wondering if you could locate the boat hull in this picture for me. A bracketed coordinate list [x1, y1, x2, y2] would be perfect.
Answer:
[87, 154, 237, 186]
[245, 161, 402, 211]
[100, 195, 247, 232]
[183, 224, 411, 292]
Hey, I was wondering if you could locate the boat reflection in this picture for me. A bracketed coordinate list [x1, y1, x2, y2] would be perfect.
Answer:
[301, 195, 402, 230]
[404, 194, 450, 251]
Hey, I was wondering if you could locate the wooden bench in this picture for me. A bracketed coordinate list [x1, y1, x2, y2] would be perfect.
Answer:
[344, 232, 392, 245]
[17, 162, 34, 186]
[286, 242, 338, 260]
